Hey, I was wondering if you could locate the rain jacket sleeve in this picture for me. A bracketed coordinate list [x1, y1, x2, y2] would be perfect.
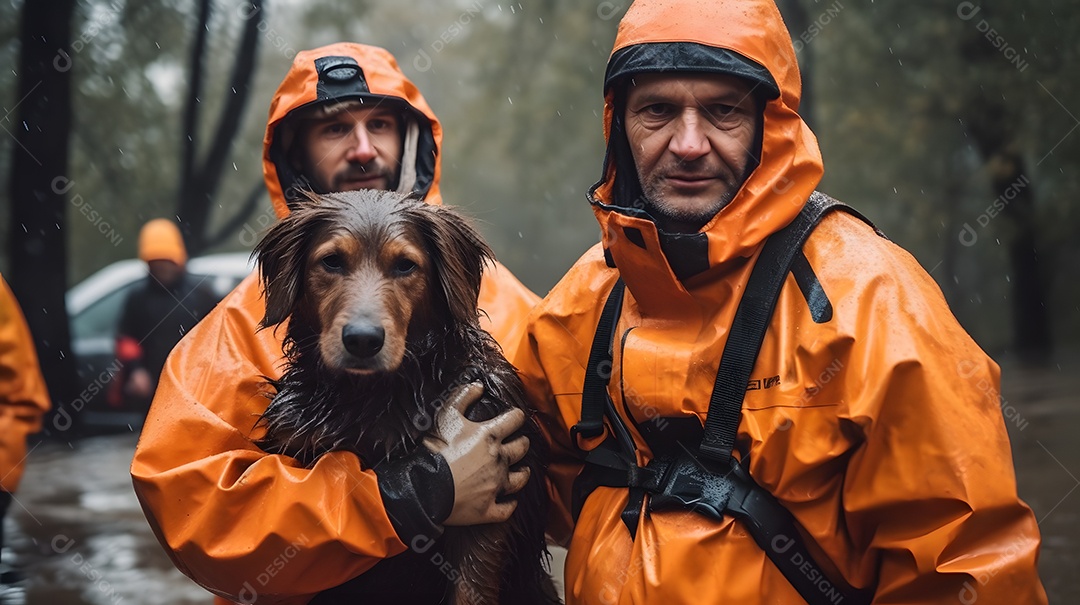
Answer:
[132, 265, 538, 604]
[0, 275, 50, 494]
[796, 216, 1046, 603]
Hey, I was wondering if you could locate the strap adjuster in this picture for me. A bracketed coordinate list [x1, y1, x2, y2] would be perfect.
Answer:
[570, 419, 605, 447]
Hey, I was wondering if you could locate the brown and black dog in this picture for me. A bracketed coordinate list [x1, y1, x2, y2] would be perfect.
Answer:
[253, 189, 557, 604]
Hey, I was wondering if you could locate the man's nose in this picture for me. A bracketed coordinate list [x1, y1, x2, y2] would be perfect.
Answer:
[668, 110, 710, 162]
[344, 126, 377, 164]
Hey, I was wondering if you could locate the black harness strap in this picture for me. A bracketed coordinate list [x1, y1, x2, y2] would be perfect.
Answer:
[571, 279, 625, 445]
[571, 192, 878, 605]
[699, 191, 842, 466]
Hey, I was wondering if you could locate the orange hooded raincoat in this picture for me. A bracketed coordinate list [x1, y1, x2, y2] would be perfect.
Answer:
[0, 274, 50, 494]
[513, 2, 1047, 603]
[130, 43, 539, 604]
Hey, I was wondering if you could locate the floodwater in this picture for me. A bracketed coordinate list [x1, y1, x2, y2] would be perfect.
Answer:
[1, 356, 1076, 604]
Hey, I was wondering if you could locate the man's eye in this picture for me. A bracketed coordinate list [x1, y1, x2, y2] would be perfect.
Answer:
[642, 104, 672, 117]
[323, 123, 350, 136]
[707, 104, 739, 120]
[369, 119, 393, 132]
[392, 258, 418, 276]
[321, 254, 344, 271]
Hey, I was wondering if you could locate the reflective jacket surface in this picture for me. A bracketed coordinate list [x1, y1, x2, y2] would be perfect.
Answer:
[0, 275, 50, 493]
[513, 2, 1047, 604]
[130, 43, 539, 604]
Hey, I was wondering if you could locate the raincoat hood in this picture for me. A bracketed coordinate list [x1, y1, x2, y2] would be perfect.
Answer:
[590, 0, 824, 306]
[263, 42, 443, 218]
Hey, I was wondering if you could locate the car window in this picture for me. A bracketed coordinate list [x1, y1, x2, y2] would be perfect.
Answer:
[189, 273, 241, 300]
[72, 281, 139, 341]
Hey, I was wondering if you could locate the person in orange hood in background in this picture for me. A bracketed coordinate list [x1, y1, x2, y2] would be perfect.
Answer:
[513, 1, 1047, 604]
[0, 275, 50, 579]
[110, 218, 217, 411]
[130, 43, 540, 604]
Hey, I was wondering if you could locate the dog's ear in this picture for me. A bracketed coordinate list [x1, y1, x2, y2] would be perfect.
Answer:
[409, 203, 494, 326]
[254, 203, 319, 328]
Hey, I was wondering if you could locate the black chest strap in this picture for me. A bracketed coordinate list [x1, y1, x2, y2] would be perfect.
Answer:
[570, 192, 877, 605]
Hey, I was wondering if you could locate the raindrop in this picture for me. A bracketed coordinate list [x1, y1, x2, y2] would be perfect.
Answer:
[508, 97, 513, 105]
[518, 232, 523, 238]
[232, 162, 238, 171]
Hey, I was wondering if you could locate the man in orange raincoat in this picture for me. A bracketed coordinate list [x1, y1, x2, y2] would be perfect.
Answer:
[0, 275, 50, 572]
[513, 0, 1047, 603]
[131, 43, 539, 604]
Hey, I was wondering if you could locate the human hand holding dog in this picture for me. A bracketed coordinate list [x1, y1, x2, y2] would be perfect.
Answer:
[425, 382, 531, 526]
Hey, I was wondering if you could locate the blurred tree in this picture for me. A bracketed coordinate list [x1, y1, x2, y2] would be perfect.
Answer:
[812, 1, 1079, 356]
[776, 0, 816, 129]
[6, 0, 80, 422]
[176, 0, 264, 255]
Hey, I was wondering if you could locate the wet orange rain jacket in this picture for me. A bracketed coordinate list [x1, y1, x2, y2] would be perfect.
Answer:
[130, 43, 539, 604]
[0, 275, 50, 493]
[513, 1, 1047, 604]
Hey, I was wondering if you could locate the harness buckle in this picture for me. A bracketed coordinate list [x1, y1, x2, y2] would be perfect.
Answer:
[646, 454, 734, 523]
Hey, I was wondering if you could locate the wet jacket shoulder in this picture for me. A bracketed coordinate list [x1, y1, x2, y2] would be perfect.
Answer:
[0, 275, 50, 493]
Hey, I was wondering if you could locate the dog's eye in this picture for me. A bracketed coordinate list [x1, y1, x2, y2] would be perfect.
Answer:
[321, 254, 344, 271]
[393, 258, 418, 276]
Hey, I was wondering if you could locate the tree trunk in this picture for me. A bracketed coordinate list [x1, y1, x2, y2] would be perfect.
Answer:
[177, 0, 264, 256]
[992, 154, 1051, 360]
[6, 0, 79, 432]
[960, 17, 1052, 361]
[176, 0, 212, 251]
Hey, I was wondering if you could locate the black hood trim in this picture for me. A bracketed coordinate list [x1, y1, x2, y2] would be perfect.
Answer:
[604, 42, 779, 99]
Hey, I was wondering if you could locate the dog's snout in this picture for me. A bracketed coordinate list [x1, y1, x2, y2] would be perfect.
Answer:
[342, 322, 385, 358]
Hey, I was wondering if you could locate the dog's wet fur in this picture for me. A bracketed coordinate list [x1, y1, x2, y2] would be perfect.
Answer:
[253, 190, 557, 604]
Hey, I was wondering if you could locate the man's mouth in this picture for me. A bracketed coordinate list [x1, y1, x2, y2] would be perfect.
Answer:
[338, 174, 385, 189]
[664, 173, 718, 188]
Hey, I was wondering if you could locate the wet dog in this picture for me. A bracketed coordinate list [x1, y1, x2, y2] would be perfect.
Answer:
[252, 189, 556, 605]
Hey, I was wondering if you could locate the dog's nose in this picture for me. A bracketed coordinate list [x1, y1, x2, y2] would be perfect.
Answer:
[342, 323, 385, 358]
